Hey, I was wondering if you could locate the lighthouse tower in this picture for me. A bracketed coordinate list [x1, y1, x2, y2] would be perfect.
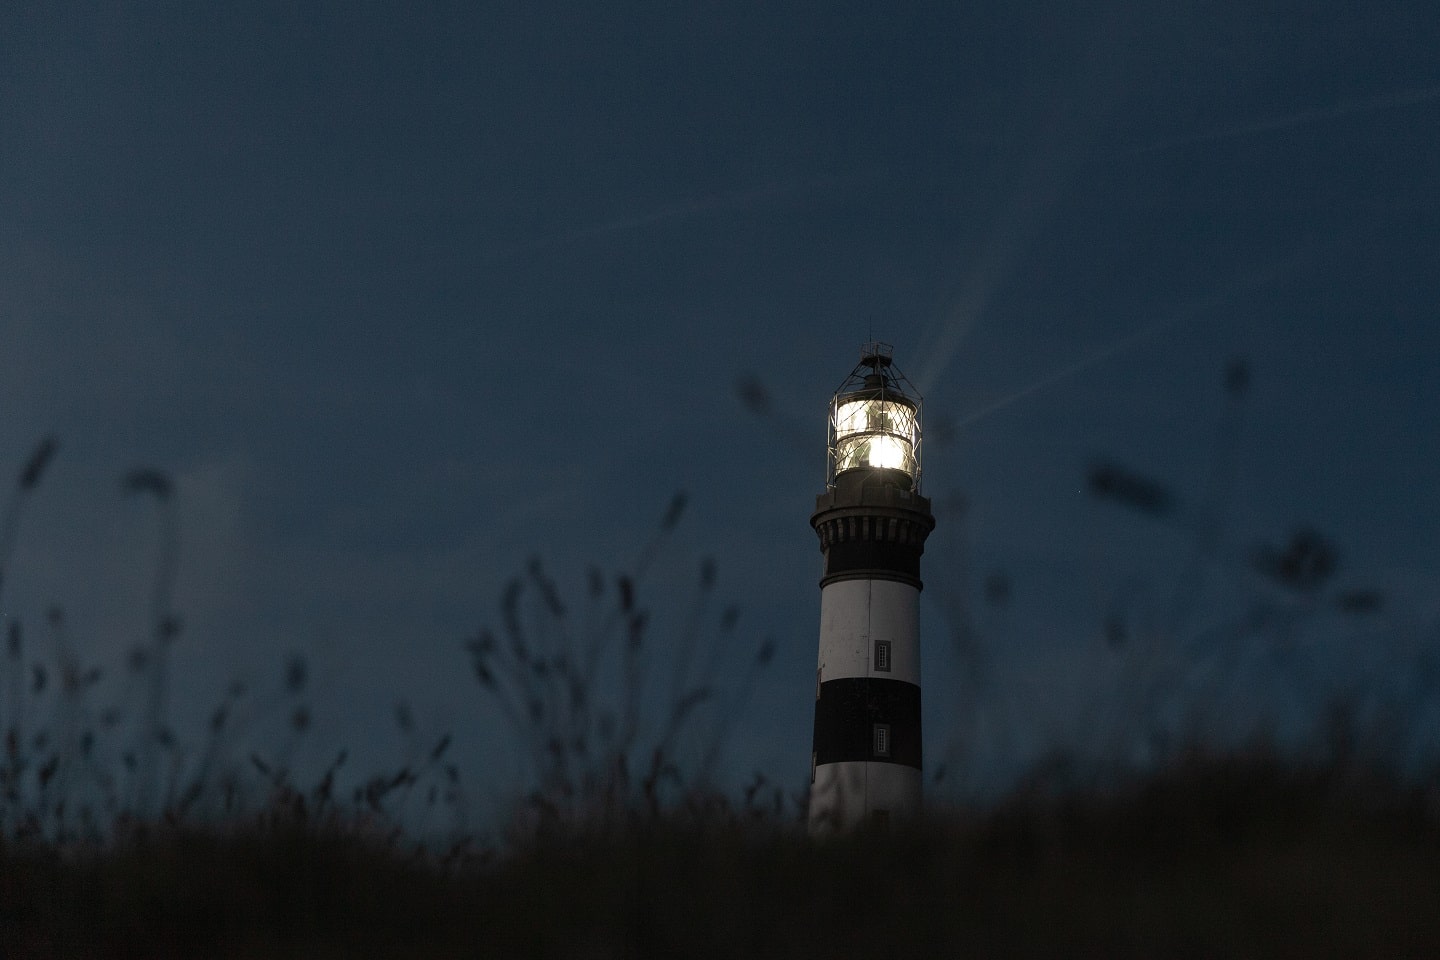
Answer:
[809, 342, 935, 834]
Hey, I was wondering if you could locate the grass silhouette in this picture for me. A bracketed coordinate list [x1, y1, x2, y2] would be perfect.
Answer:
[463, 493, 782, 837]
[2, 393, 1439, 958]
[4, 746, 1439, 958]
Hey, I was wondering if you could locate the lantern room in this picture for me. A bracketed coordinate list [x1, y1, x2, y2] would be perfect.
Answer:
[827, 342, 923, 490]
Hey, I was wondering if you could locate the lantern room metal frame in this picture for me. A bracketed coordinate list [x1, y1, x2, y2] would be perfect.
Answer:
[825, 341, 925, 492]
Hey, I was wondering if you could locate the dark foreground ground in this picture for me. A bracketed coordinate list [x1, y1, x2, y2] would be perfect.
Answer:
[3, 753, 1438, 959]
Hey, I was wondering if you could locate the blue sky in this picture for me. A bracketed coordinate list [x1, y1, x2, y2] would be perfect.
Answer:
[2, 0, 1438, 821]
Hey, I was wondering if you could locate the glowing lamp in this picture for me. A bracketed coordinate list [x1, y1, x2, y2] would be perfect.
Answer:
[826, 342, 923, 489]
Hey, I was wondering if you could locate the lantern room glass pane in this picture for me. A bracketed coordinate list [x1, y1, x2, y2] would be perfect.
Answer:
[831, 396, 920, 481]
[834, 434, 917, 476]
[829, 437, 915, 477]
[834, 399, 916, 443]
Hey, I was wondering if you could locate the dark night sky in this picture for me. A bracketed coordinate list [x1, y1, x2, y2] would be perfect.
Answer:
[2, 1, 1438, 819]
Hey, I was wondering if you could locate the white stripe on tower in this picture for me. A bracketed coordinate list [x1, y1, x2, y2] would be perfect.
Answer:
[810, 579, 923, 831]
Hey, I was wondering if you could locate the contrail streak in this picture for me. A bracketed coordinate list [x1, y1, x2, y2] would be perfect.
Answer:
[912, 176, 1062, 395]
[951, 310, 1192, 431]
[950, 250, 1307, 432]
[914, 8, 1148, 394]
[935, 83, 1439, 428]
[1129, 82, 1440, 156]
[518, 174, 857, 252]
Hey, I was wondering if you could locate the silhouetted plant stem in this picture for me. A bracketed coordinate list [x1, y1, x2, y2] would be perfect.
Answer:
[121, 468, 178, 819]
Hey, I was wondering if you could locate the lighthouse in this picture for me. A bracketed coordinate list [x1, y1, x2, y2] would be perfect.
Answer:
[809, 342, 935, 833]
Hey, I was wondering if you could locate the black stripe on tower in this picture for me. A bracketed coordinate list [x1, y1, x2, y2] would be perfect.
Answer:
[812, 471, 935, 589]
[812, 676, 922, 768]
[821, 534, 923, 584]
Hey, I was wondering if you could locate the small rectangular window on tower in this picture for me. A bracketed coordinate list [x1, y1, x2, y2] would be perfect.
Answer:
[816, 666, 822, 700]
[875, 640, 892, 672]
[873, 723, 891, 758]
[811, 750, 817, 783]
